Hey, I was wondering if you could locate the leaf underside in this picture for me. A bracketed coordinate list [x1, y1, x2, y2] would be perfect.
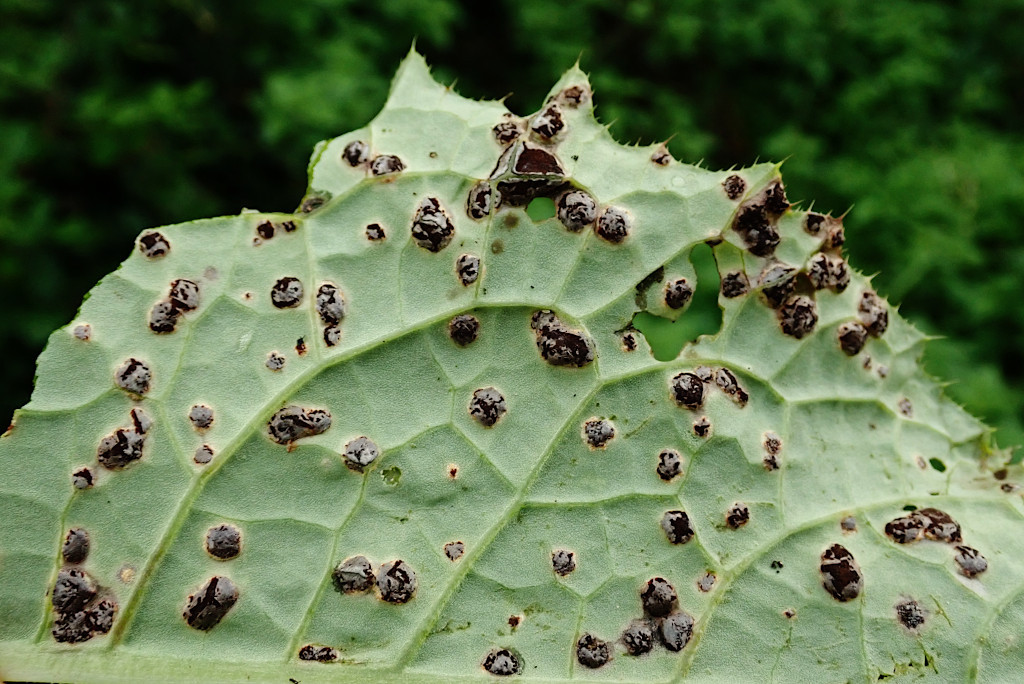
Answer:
[1, 51, 1022, 684]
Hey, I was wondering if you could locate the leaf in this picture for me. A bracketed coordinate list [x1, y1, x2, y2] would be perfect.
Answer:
[1, 50, 1022, 683]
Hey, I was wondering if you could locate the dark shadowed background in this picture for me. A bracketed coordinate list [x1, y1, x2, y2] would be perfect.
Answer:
[2, 0, 1022, 450]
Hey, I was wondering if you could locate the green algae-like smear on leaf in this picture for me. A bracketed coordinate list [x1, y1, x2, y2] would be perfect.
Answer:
[2, 51, 1023, 684]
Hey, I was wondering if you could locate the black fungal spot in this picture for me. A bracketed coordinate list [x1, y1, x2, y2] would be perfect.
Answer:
[622, 620, 654, 656]
[483, 648, 522, 676]
[552, 549, 576, 576]
[115, 358, 151, 395]
[72, 467, 94, 489]
[271, 277, 304, 308]
[513, 145, 564, 176]
[721, 272, 749, 298]
[315, 283, 346, 326]
[508, 615, 521, 629]
[763, 180, 789, 215]
[323, 325, 341, 347]
[457, 254, 481, 286]
[895, 598, 925, 630]
[805, 213, 826, 235]
[693, 416, 711, 438]
[256, 220, 275, 240]
[332, 556, 375, 594]
[885, 514, 925, 544]
[148, 300, 180, 333]
[267, 406, 332, 444]
[899, 398, 913, 417]
[370, 155, 404, 176]
[807, 253, 850, 293]
[583, 419, 614, 448]
[770, 560, 784, 573]
[343, 436, 380, 471]
[168, 279, 199, 311]
[377, 559, 417, 603]
[595, 206, 631, 243]
[660, 611, 695, 652]
[449, 314, 480, 346]
[189, 405, 214, 430]
[194, 444, 214, 464]
[722, 175, 746, 200]
[52, 568, 98, 614]
[470, 388, 507, 428]
[726, 502, 750, 529]
[1001, 482, 1020, 493]
[838, 322, 868, 356]
[183, 575, 238, 631]
[530, 310, 595, 367]
[661, 510, 694, 545]
[266, 352, 286, 371]
[281, 220, 297, 233]
[299, 644, 339, 662]
[342, 140, 370, 167]
[444, 541, 465, 562]
[531, 103, 565, 139]
[205, 524, 242, 560]
[841, 516, 857, 532]
[715, 368, 749, 406]
[366, 223, 386, 240]
[493, 118, 522, 145]
[52, 597, 117, 644]
[664, 278, 694, 310]
[820, 544, 863, 602]
[411, 197, 455, 252]
[651, 146, 672, 166]
[62, 528, 90, 564]
[467, 181, 494, 220]
[779, 296, 818, 339]
[556, 190, 597, 232]
[954, 545, 988, 578]
[139, 231, 170, 258]
[670, 372, 704, 410]
[300, 195, 328, 213]
[657, 449, 682, 481]
[759, 265, 797, 309]
[576, 634, 610, 669]
[621, 332, 638, 352]
[859, 291, 889, 336]
[697, 572, 716, 593]
[73, 324, 92, 341]
[783, 608, 796, 619]
[97, 426, 146, 470]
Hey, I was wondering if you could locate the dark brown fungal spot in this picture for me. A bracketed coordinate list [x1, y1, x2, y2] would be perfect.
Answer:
[556, 190, 597, 232]
[467, 181, 494, 220]
[670, 372, 704, 410]
[820, 544, 863, 602]
[72, 467, 94, 489]
[715, 368, 749, 406]
[267, 406, 331, 444]
[622, 620, 654, 656]
[726, 502, 750, 529]
[558, 84, 589, 107]
[189, 404, 214, 430]
[661, 510, 694, 545]
[583, 419, 614, 448]
[448, 314, 480, 346]
[444, 541, 465, 562]
[266, 352, 286, 371]
[918, 508, 961, 543]
[115, 358, 151, 395]
[759, 265, 796, 309]
[531, 103, 565, 139]
[139, 231, 170, 258]
[299, 644, 339, 662]
[271, 277, 304, 308]
[722, 174, 746, 200]
[530, 310, 594, 367]
[332, 556, 375, 594]
[697, 572, 716, 593]
[1001, 482, 1020, 493]
[448, 464, 459, 479]
[194, 444, 214, 464]
[838, 322, 868, 356]
[664, 278, 694, 310]
[513, 145, 564, 176]
[841, 516, 857, 532]
[552, 549, 576, 576]
[300, 195, 328, 213]
[366, 223, 386, 240]
[660, 611, 695, 652]
[657, 449, 683, 481]
[732, 204, 778, 257]
[148, 300, 180, 333]
[470, 388, 507, 428]
[256, 221, 275, 240]
[342, 140, 370, 167]
[73, 324, 92, 341]
[807, 253, 851, 293]
[693, 416, 711, 438]
[763, 432, 782, 458]
[621, 332, 638, 352]
[52, 568, 98, 614]
[62, 528, 90, 564]
[596, 206, 631, 243]
[323, 325, 341, 347]
[651, 146, 672, 166]
[168, 279, 199, 311]
[281, 220, 297, 232]
[508, 615, 521, 629]
[456, 254, 480, 286]
[343, 436, 380, 471]
[898, 398, 914, 418]
[483, 648, 522, 676]
[763, 180, 789, 216]
[895, 598, 925, 631]
[315, 283, 346, 325]
[824, 222, 845, 250]
[783, 608, 796, 619]
[205, 524, 242, 560]
[576, 634, 610, 669]
[954, 545, 988, 577]
[859, 291, 889, 336]
[370, 155, 404, 176]
[994, 469, 1009, 480]
[377, 559, 417, 603]
[411, 197, 455, 253]
[493, 118, 522, 145]
[97, 427, 146, 470]
[494, 178, 569, 207]
[805, 213, 825, 235]
[183, 575, 238, 631]
[721, 272, 749, 298]
[885, 514, 925, 544]
[779, 296, 818, 339]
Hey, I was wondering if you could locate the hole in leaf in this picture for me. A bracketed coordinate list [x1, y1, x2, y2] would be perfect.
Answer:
[928, 458, 946, 472]
[633, 244, 722, 361]
[526, 196, 556, 222]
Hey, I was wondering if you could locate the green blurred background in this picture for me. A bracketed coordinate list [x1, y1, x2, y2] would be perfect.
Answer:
[1, 0, 1022, 449]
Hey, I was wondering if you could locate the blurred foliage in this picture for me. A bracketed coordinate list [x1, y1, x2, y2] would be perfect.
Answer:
[1, 0, 1022, 449]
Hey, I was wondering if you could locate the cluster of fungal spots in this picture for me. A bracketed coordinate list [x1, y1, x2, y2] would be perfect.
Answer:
[267, 406, 332, 444]
[807, 253, 850, 293]
[483, 648, 522, 676]
[819, 544, 863, 602]
[444, 541, 465, 562]
[411, 197, 455, 252]
[149, 279, 200, 333]
[266, 351, 286, 371]
[884, 507, 987, 577]
[732, 179, 789, 257]
[315, 282, 346, 348]
[138, 231, 170, 258]
[582, 418, 614, 449]
[299, 644, 339, 662]
[762, 432, 782, 470]
[205, 524, 242, 560]
[271, 277, 304, 309]
[331, 556, 417, 604]
[835, 290, 889, 357]
[183, 575, 238, 630]
[115, 358, 151, 396]
[72, 324, 92, 341]
[97, 408, 152, 470]
[895, 598, 926, 631]
[189, 404, 214, 431]
[339, 138, 403, 177]
[366, 222, 386, 241]
[551, 549, 576, 576]
[725, 502, 750, 529]
[456, 254, 480, 286]
[804, 211, 845, 249]
[661, 510, 694, 545]
[530, 310, 594, 367]
[670, 366, 749, 412]
[470, 388, 508, 428]
[656, 449, 683, 481]
[449, 314, 480, 346]
[342, 436, 380, 472]
[253, 217, 298, 244]
[50, 567, 118, 643]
